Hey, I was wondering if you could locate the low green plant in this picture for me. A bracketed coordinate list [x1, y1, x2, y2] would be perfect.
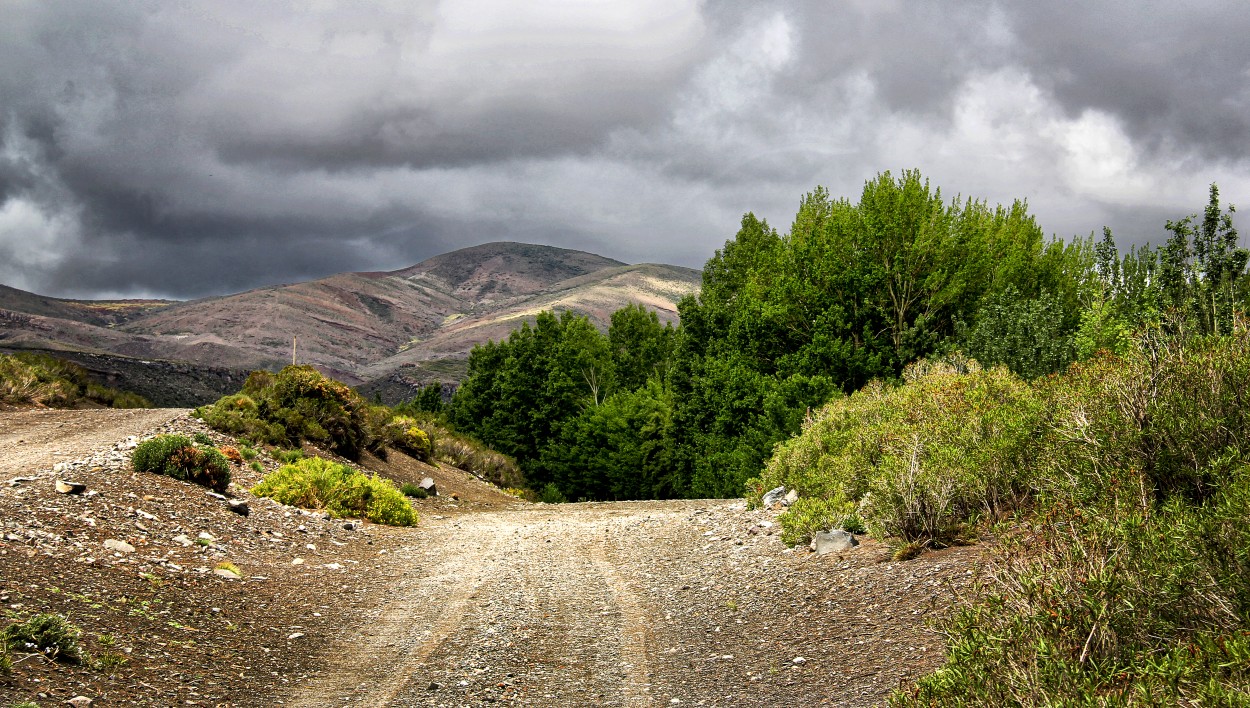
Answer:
[193, 431, 213, 445]
[249, 460, 263, 473]
[399, 483, 428, 499]
[274, 448, 304, 464]
[131, 435, 231, 492]
[251, 457, 418, 526]
[892, 329, 1250, 704]
[7, 701, 39, 708]
[238, 444, 258, 460]
[538, 483, 567, 504]
[1, 613, 82, 663]
[92, 642, 128, 671]
[777, 496, 854, 547]
[384, 415, 433, 461]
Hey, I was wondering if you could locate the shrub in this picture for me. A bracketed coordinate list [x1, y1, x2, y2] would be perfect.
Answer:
[778, 495, 855, 547]
[894, 328, 1250, 704]
[251, 457, 417, 526]
[895, 469, 1250, 705]
[2, 613, 82, 663]
[538, 483, 567, 504]
[238, 444, 258, 460]
[274, 448, 304, 464]
[199, 365, 434, 462]
[197, 393, 286, 446]
[219, 446, 244, 464]
[756, 358, 1041, 546]
[193, 432, 213, 445]
[132, 435, 231, 492]
[384, 415, 433, 461]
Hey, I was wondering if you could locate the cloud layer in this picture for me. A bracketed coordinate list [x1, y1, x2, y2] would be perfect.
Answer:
[2, 1, 1248, 298]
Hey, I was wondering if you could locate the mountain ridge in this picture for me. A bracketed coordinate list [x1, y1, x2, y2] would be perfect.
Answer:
[0, 242, 700, 404]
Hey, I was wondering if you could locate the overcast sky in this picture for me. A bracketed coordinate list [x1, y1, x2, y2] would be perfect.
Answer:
[2, 1, 1249, 299]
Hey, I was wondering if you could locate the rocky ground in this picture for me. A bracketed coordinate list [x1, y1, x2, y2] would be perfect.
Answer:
[0, 408, 980, 707]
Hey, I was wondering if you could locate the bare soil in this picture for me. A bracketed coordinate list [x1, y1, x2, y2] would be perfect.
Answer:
[1, 408, 979, 707]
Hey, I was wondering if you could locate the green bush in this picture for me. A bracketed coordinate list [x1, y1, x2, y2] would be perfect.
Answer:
[199, 366, 436, 463]
[400, 483, 428, 499]
[251, 457, 418, 526]
[756, 357, 1040, 546]
[397, 412, 524, 489]
[193, 431, 213, 445]
[385, 415, 433, 461]
[132, 434, 231, 492]
[196, 393, 286, 444]
[778, 495, 855, 547]
[274, 448, 304, 464]
[2, 613, 82, 663]
[538, 483, 567, 504]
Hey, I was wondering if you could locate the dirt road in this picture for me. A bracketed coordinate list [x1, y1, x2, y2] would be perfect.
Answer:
[0, 409, 975, 707]
[0, 407, 186, 477]
[284, 502, 973, 707]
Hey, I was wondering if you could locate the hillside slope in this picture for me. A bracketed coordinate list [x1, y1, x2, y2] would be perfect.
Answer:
[0, 283, 173, 326]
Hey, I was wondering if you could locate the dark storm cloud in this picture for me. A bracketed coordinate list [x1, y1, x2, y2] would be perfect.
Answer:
[1003, 2, 1250, 162]
[0, 1, 1247, 298]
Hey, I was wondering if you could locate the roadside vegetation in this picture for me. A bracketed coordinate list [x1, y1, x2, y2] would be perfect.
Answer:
[0, 352, 150, 408]
[250, 456, 418, 526]
[131, 434, 232, 492]
[195, 365, 433, 463]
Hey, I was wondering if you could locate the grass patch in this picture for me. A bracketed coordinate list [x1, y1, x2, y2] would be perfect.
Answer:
[2, 613, 82, 663]
[0, 352, 150, 408]
[252, 457, 418, 526]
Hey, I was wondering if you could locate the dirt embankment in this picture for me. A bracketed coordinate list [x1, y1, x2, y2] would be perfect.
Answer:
[1, 408, 978, 707]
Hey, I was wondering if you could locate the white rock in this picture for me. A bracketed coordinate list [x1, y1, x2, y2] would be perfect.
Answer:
[103, 539, 135, 553]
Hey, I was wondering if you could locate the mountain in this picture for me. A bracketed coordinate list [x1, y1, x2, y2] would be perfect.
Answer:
[0, 283, 174, 326]
[0, 242, 701, 403]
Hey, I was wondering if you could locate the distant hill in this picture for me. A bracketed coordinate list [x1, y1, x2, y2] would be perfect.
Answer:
[0, 242, 701, 403]
[0, 284, 174, 326]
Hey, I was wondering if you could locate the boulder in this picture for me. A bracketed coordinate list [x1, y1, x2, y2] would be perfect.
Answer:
[812, 529, 858, 555]
[419, 477, 437, 496]
[761, 486, 787, 509]
[782, 489, 799, 507]
[227, 500, 250, 516]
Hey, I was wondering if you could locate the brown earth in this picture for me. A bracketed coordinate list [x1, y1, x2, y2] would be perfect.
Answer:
[0, 409, 979, 707]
